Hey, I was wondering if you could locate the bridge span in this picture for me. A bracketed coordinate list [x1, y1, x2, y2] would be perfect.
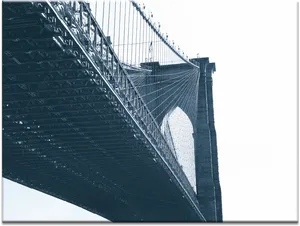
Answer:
[3, 1, 222, 222]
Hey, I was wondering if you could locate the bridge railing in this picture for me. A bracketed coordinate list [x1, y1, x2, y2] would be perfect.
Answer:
[39, 0, 202, 217]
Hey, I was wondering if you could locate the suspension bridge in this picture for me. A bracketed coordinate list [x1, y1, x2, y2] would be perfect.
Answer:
[3, 1, 222, 222]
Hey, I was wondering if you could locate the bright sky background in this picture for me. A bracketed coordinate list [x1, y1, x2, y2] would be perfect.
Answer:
[2, 0, 298, 222]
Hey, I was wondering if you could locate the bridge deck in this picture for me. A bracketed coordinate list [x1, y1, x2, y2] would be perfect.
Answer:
[2, 2, 203, 221]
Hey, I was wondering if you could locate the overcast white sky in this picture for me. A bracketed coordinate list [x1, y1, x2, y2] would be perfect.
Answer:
[2, 0, 298, 222]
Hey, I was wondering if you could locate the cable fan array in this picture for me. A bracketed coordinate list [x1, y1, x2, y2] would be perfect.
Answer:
[126, 67, 199, 129]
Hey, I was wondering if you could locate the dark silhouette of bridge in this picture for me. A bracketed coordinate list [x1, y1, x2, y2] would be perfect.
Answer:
[3, 1, 222, 222]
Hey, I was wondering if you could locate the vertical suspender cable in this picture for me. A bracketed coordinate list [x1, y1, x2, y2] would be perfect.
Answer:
[142, 14, 145, 63]
[107, 1, 111, 36]
[164, 39, 165, 64]
[95, 1, 97, 21]
[148, 16, 151, 62]
[165, 39, 166, 63]
[159, 35, 161, 64]
[146, 16, 149, 62]
[113, 1, 117, 46]
[155, 30, 157, 62]
[151, 26, 154, 62]
[166, 42, 167, 64]
[122, 2, 127, 62]
[138, 9, 142, 66]
[118, 1, 121, 57]
[94, 1, 98, 50]
[162, 39, 164, 65]
[163, 38, 165, 64]
[102, 1, 105, 34]
[126, 3, 131, 64]
[131, 5, 135, 65]
[164, 40, 166, 65]
[160, 36, 162, 64]
[166, 41, 168, 64]
[157, 32, 159, 63]
[153, 29, 155, 62]
[135, 8, 139, 66]
[162, 37, 163, 64]
[156, 33, 158, 63]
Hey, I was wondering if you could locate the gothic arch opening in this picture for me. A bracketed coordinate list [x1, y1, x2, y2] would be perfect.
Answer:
[160, 107, 197, 193]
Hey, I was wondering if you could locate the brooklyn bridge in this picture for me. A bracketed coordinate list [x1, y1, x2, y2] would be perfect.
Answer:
[3, 1, 222, 222]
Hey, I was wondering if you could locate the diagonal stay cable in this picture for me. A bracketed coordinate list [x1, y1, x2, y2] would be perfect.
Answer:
[132, 70, 195, 114]
[138, 70, 197, 122]
[151, 71, 198, 124]
[127, 69, 193, 93]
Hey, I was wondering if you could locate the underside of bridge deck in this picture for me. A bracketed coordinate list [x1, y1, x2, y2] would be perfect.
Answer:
[2, 2, 204, 222]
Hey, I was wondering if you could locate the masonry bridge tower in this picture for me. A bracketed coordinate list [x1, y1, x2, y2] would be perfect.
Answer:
[139, 58, 222, 221]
